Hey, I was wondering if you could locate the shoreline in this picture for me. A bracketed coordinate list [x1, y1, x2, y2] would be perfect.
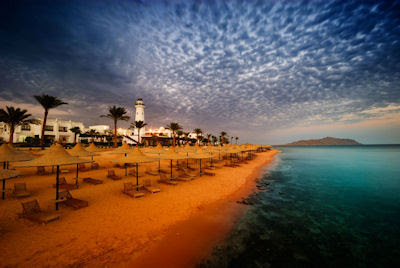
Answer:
[121, 149, 279, 267]
[0, 149, 278, 267]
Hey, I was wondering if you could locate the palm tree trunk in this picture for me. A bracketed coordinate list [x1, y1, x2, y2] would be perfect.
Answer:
[137, 127, 141, 147]
[172, 131, 175, 147]
[74, 133, 77, 144]
[40, 110, 48, 149]
[114, 120, 117, 148]
[9, 125, 14, 144]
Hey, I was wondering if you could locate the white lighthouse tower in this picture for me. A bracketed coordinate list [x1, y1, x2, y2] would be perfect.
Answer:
[135, 98, 145, 122]
[133, 98, 146, 143]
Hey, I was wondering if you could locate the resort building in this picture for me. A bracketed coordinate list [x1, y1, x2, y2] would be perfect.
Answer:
[0, 119, 85, 144]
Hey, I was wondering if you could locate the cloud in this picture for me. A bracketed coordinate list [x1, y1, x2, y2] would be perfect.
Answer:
[0, 0, 399, 143]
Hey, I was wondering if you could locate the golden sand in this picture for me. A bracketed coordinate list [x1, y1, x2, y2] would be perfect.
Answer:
[0, 149, 277, 267]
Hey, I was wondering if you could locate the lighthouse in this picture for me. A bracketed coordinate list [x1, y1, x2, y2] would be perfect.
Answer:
[135, 98, 145, 122]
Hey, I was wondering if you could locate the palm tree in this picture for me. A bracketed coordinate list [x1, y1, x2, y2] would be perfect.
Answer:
[212, 135, 217, 146]
[166, 122, 182, 147]
[220, 131, 227, 145]
[34, 94, 68, 148]
[0, 106, 34, 144]
[183, 132, 190, 144]
[230, 136, 233, 144]
[235, 136, 239, 144]
[100, 106, 130, 148]
[177, 130, 184, 146]
[69, 127, 81, 144]
[206, 133, 212, 145]
[194, 128, 203, 145]
[130, 120, 147, 146]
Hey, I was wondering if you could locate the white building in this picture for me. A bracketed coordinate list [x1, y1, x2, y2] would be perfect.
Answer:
[0, 118, 85, 144]
[88, 125, 110, 135]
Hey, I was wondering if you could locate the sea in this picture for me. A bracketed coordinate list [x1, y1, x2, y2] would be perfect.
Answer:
[201, 145, 400, 268]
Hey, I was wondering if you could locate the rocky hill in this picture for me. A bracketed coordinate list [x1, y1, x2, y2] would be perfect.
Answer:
[284, 137, 362, 146]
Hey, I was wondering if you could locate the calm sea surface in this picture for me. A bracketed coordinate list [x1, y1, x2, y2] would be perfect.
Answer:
[201, 146, 400, 268]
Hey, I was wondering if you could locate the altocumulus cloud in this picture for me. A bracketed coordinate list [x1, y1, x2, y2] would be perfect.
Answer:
[0, 0, 399, 143]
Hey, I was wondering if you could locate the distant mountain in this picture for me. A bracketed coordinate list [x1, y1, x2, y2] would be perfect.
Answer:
[283, 137, 362, 146]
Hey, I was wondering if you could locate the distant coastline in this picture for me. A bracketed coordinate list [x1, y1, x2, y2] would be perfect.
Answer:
[278, 137, 362, 146]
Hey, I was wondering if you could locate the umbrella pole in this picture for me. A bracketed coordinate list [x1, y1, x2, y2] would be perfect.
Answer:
[200, 159, 202, 177]
[158, 159, 160, 173]
[125, 164, 127, 176]
[170, 160, 173, 180]
[2, 179, 5, 200]
[91, 155, 94, 169]
[3, 162, 5, 169]
[136, 163, 139, 191]
[56, 165, 60, 210]
[76, 164, 79, 187]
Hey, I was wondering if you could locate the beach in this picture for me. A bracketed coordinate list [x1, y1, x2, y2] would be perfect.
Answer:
[0, 149, 277, 267]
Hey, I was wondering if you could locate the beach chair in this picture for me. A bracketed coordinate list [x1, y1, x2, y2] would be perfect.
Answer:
[53, 177, 78, 190]
[78, 164, 87, 171]
[146, 167, 159, 176]
[122, 182, 145, 198]
[143, 179, 161, 193]
[128, 168, 145, 177]
[13, 183, 31, 198]
[158, 173, 179, 186]
[179, 168, 198, 179]
[58, 191, 88, 210]
[37, 166, 46, 175]
[107, 170, 122, 180]
[224, 161, 237, 168]
[82, 177, 103, 185]
[202, 171, 216, 176]
[19, 200, 60, 224]
[174, 170, 192, 182]
[91, 162, 100, 169]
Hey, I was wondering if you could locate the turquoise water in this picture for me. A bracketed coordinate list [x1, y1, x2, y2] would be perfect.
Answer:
[201, 146, 400, 267]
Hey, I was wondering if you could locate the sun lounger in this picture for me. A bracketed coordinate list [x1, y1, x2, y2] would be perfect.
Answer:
[178, 168, 198, 179]
[58, 191, 88, 210]
[143, 179, 161, 193]
[79, 164, 87, 171]
[91, 162, 100, 169]
[19, 200, 60, 224]
[82, 177, 103, 185]
[13, 183, 31, 198]
[158, 173, 179, 185]
[146, 167, 159, 176]
[224, 161, 237, 168]
[202, 171, 216, 176]
[53, 177, 78, 190]
[107, 170, 122, 180]
[174, 170, 192, 182]
[128, 168, 145, 177]
[122, 183, 145, 198]
[37, 166, 46, 175]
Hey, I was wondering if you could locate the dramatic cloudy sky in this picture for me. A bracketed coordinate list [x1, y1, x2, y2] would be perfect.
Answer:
[1, 0, 399, 144]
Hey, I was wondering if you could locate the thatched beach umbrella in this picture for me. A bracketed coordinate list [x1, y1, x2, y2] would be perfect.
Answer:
[15, 144, 89, 210]
[157, 148, 187, 179]
[0, 169, 20, 200]
[109, 142, 133, 156]
[0, 143, 33, 169]
[68, 143, 98, 182]
[188, 149, 212, 176]
[112, 147, 157, 190]
[86, 142, 102, 153]
[145, 143, 167, 172]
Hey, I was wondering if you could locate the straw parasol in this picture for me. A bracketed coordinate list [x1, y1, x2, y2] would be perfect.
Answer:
[68, 143, 98, 180]
[157, 148, 187, 179]
[188, 149, 212, 176]
[86, 142, 102, 152]
[0, 143, 33, 168]
[112, 147, 157, 190]
[15, 144, 90, 210]
[109, 142, 133, 156]
[0, 169, 20, 200]
[145, 143, 167, 172]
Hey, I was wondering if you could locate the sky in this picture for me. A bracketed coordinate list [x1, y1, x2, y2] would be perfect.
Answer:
[0, 0, 399, 144]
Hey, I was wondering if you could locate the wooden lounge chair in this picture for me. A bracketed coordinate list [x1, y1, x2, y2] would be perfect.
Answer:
[82, 177, 103, 185]
[107, 170, 122, 180]
[78, 164, 87, 171]
[53, 177, 78, 190]
[143, 179, 161, 193]
[128, 168, 145, 177]
[122, 183, 145, 198]
[13, 183, 31, 198]
[58, 191, 88, 210]
[178, 168, 198, 179]
[37, 166, 46, 175]
[174, 170, 193, 182]
[91, 162, 100, 169]
[224, 161, 237, 168]
[146, 167, 159, 176]
[19, 200, 60, 224]
[158, 173, 179, 185]
[202, 171, 216, 176]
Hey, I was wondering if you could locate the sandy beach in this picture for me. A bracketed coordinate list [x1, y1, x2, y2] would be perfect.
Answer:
[0, 149, 277, 267]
